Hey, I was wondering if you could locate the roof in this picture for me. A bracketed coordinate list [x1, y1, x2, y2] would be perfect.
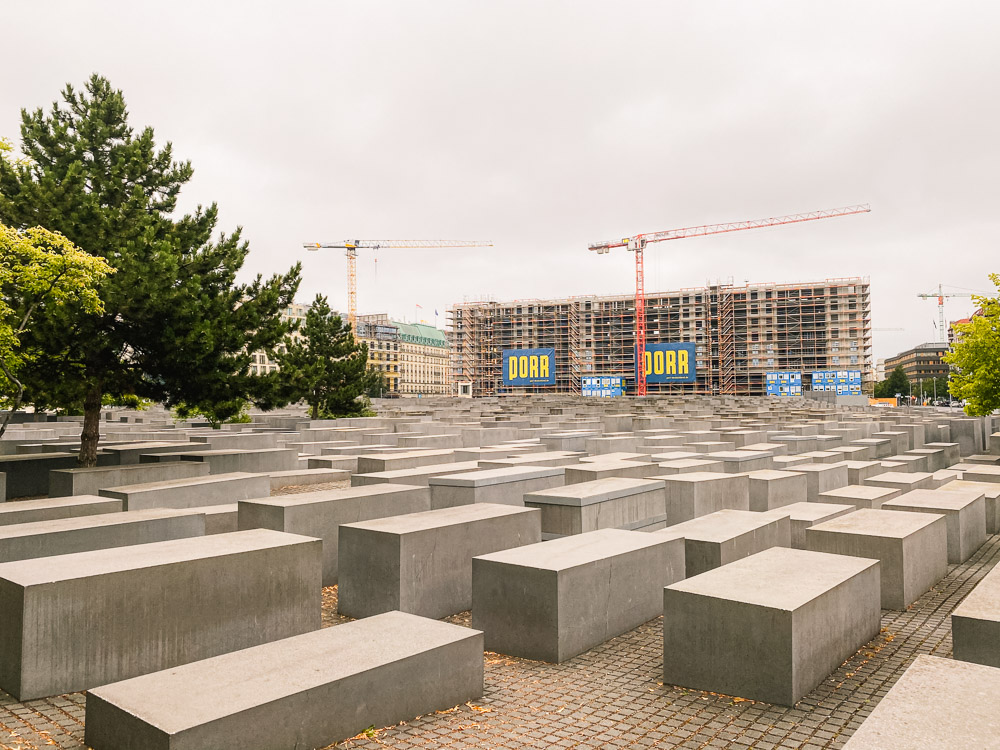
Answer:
[392, 322, 449, 348]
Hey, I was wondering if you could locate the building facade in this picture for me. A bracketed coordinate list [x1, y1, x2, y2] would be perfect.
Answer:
[449, 278, 872, 396]
[357, 313, 402, 395]
[251, 301, 312, 375]
[884, 342, 950, 382]
[395, 322, 451, 396]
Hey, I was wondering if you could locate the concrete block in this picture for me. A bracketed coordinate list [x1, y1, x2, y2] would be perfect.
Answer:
[656, 509, 790, 577]
[663, 547, 881, 706]
[338, 503, 541, 619]
[307, 455, 359, 472]
[759, 502, 855, 549]
[48, 460, 210, 497]
[268, 468, 350, 491]
[684, 441, 737, 454]
[851, 438, 893, 459]
[963, 465, 1000, 483]
[952, 559, 1000, 668]
[564, 460, 658, 484]
[906, 447, 948, 472]
[965, 454, 1000, 465]
[99, 472, 270, 510]
[883, 454, 930, 473]
[924, 441, 961, 466]
[472, 529, 684, 662]
[100, 441, 194, 465]
[191, 432, 279, 450]
[805, 508, 947, 609]
[817, 485, 901, 510]
[0, 509, 206, 564]
[704, 450, 774, 473]
[662, 472, 750, 525]
[0, 529, 321, 699]
[864, 471, 935, 493]
[523, 478, 666, 537]
[882, 488, 987, 564]
[790, 463, 848, 501]
[744, 470, 807, 511]
[843, 460, 888, 485]
[350, 460, 481, 487]
[771, 455, 812, 469]
[429, 466, 564, 509]
[238, 484, 431, 585]
[85, 611, 483, 750]
[0, 452, 116, 500]
[842, 656, 1000, 749]
[795, 451, 843, 465]
[939, 479, 1000, 533]
[143, 448, 298, 474]
[477, 451, 584, 469]
[655, 459, 723, 475]
[0, 494, 122, 526]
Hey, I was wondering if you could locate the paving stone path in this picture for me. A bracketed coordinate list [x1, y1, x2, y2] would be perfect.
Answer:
[3, 530, 998, 750]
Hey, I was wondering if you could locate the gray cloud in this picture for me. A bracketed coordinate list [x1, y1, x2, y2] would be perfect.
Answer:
[2, 0, 997, 360]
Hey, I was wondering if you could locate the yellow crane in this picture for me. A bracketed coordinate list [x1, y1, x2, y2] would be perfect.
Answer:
[303, 239, 493, 329]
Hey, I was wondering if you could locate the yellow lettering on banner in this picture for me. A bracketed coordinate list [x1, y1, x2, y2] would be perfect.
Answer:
[540, 356, 549, 379]
[644, 351, 652, 376]
[679, 349, 689, 374]
[529, 357, 539, 378]
[665, 350, 676, 374]
[519, 356, 528, 379]
[654, 350, 664, 375]
[508, 357, 517, 380]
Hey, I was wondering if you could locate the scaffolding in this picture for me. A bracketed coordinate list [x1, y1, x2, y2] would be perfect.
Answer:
[448, 278, 872, 397]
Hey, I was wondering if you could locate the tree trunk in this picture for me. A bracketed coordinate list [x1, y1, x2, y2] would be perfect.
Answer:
[310, 398, 319, 420]
[78, 381, 103, 467]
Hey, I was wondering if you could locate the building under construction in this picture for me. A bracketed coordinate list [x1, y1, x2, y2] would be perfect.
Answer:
[449, 278, 872, 396]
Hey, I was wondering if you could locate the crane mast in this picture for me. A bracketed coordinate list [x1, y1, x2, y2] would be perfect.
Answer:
[304, 239, 493, 330]
[589, 204, 871, 396]
[917, 284, 974, 343]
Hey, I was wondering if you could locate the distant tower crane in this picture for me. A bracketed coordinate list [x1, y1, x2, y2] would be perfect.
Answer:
[588, 204, 871, 395]
[917, 285, 974, 343]
[303, 239, 493, 330]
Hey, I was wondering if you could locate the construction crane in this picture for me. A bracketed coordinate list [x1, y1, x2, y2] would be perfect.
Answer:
[303, 239, 493, 330]
[917, 285, 975, 343]
[588, 204, 871, 396]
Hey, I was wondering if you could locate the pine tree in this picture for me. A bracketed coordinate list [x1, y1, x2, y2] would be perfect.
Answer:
[0, 75, 300, 465]
[274, 294, 382, 419]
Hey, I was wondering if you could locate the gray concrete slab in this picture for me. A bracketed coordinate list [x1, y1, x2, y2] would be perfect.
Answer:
[563, 460, 659, 484]
[882, 488, 987, 564]
[85, 611, 483, 750]
[842, 655, 1000, 749]
[523, 478, 667, 537]
[744, 470, 807, 511]
[472, 529, 684, 663]
[238, 483, 431, 585]
[788, 463, 849, 502]
[48, 460, 210, 497]
[662, 472, 750, 526]
[952, 559, 1000, 669]
[863, 471, 935, 493]
[655, 509, 790, 577]
[759, 502, 856, 549]
[0, 494, 122, 526]
[939, 479, 1000, 533]
[663, 547, 881, 706]
[805, 508, 947, 609]
[338, 503, 541, 619]
[429, 466, 565, 509]
[817, 485, 901, 510]
[99, 472, 270, 510]
[0, 508, 206, 564]
[0, 529, 321, 699]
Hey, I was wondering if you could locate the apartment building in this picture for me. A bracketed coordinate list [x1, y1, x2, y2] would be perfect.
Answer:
[449, 278, 872, 396]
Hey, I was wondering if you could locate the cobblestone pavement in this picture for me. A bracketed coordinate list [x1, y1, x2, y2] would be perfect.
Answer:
[3, 534, 998, 750]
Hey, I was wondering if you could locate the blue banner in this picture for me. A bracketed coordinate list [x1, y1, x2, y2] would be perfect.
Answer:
[582, 376, 624, 397]
[765, 371, 802, 396]
[502, 348, 556, 386]
[638, 342, 697, 384]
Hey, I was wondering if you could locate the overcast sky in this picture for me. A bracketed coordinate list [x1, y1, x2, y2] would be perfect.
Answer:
[3, 1, 998, 361]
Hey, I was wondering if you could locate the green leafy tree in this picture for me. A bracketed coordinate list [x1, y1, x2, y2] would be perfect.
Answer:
[0, 75, 300, 465]
[874, 365, 910, 399]
[0, 223, 113, 437]
[945, 274, 1000, 415]
[274, 294, 381, 419]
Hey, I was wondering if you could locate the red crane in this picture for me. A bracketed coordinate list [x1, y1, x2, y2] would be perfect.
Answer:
[588, 204, 871, 395]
